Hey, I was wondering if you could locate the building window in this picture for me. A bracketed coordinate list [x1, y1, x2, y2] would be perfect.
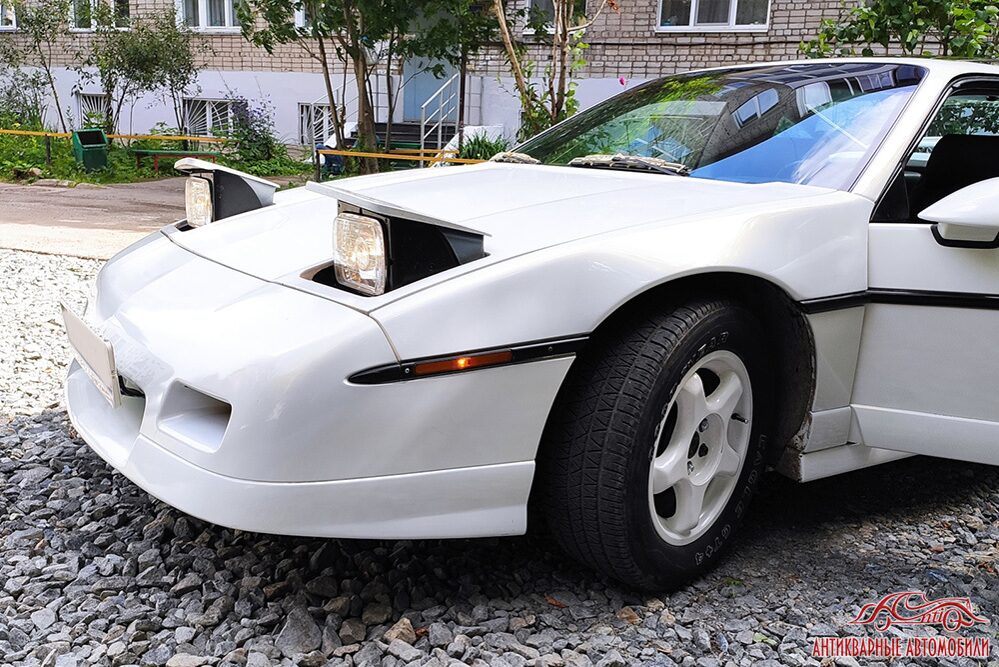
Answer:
[0, 3, 15, 30]
[182, 0, 240, 30]
[299, 103, 335, 145]
[72, 0, 130, 30]
[526, 0, 587, 32]
[732, 88, 778, 127]
[658, 0, 769, 31]
[183, 98, 233, 136]
[76, 92, 111, 128]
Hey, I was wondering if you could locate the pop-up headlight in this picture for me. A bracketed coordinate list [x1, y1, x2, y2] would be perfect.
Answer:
[185, 176, 213, 227]
[333, 213, 387, 296]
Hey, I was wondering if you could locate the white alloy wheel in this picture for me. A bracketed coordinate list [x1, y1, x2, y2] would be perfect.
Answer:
[647, 350, 754, 545]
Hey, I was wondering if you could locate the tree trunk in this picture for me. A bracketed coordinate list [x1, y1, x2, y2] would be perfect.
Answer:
[353, 54, 379, 173]
[316, 36, 345, 148]
[38, 50, 68, 133]
[553, 0, 571, 121]
[492, 0, 529, 103]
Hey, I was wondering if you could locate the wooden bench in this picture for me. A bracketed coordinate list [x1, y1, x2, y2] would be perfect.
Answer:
[132, 149, 220, 175]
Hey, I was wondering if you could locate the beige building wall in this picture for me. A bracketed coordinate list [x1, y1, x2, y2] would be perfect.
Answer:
[3, 0, 848, 76]
[0, 0, 853, 138]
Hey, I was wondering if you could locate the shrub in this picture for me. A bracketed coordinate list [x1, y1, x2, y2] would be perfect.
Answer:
[222, 94, 310, 176]
[458, 133, 511, 161]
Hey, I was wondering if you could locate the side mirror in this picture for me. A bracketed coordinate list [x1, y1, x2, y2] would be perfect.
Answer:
[920, 177, 999, 248]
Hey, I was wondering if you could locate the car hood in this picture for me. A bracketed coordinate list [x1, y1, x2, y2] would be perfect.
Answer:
[165, 162, 835, 286]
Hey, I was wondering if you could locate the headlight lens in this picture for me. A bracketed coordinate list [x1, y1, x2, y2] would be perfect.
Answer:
[185, 176, 213, 227]
[333, 213, 387, 296]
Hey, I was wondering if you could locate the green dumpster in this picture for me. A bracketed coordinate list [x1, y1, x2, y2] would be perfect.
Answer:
[71, 128, 109, 171]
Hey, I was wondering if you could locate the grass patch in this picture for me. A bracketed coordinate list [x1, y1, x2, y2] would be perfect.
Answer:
[0, 129, 311, 184]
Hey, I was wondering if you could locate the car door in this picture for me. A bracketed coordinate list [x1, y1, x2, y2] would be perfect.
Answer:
[851, 77, 999, 465]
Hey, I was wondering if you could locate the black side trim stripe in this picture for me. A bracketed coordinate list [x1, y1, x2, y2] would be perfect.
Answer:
[801, 288, 999, 314]
[349, 335, 589, 384]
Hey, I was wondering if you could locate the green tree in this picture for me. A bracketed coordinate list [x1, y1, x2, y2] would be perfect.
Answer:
[493, 0, 616, 140]
[239, 0, 496, 172]
[801, 0, 999, 59]
[146, 9, 207, 133]
[75, 6, 203, 135]
[238, 0, 349, 149]
[0, 63, 49, 128]
[1, 0, 72, 132]
[410, 0, 497, 148]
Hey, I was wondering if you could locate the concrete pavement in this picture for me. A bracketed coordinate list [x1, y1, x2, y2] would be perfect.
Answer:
[0, 179, 185, 259]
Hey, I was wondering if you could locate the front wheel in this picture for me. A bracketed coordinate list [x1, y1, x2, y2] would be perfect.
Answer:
[538, 298, 773, 590]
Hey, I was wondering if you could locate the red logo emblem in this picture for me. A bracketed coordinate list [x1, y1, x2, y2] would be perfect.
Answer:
[850, 591, 991, 632]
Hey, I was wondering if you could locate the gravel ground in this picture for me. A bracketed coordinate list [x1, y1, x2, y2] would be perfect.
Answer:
[1, 247, 998, 667]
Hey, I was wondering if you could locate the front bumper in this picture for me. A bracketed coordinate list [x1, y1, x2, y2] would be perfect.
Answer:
[67, 361, 534, 538]
[65, 234, 572, 539]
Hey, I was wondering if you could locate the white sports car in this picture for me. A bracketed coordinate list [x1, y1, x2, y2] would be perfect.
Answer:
[64, 58, 999, 589]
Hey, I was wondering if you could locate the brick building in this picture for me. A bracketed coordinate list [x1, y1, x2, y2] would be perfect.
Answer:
[0, 0, 849, 144]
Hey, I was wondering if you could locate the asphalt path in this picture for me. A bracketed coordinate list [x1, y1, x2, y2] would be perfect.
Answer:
[0, 179, 183, 259]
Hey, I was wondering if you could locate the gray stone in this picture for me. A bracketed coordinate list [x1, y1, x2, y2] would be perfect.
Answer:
[361, 603, 392, 626]
[275, 607, 322, 658]
[386, 639, 422, 662]
[428, 622, 453, 647]
[31, 608, 57, 631]
[338, 618, 366, 645]
[165, 656, 209, 667]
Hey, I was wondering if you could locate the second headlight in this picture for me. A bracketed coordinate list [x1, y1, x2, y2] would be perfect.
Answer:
[333, 212, 387, 296]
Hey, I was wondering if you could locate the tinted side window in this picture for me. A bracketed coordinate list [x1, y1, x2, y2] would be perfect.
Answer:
[875, 89, 999, 222]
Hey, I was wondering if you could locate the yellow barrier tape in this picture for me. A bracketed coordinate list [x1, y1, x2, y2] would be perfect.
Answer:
[0, 128, 71, 138]
[0, 128, 227, 143]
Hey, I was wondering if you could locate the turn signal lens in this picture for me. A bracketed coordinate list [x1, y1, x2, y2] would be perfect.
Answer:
[333, 213, 387, 296]
[413, 350, 514, 376]
[185, 176, 213, 227]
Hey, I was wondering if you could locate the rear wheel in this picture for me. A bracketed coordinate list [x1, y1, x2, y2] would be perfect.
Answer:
[539, 298, 773, 590]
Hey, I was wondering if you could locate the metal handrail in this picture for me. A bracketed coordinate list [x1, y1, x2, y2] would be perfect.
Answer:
[419, 73, 461, 165]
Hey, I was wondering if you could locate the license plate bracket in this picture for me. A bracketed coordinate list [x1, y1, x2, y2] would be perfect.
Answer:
[61, 302, 122, 408]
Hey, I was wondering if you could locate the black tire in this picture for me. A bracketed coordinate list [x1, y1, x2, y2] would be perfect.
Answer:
[538, 297, 774, 590]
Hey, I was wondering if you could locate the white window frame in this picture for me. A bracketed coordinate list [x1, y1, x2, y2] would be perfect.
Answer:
[0, 2, 16, 31]
[299, 102, 336, 145]
[176, 0, 240, 33]
[75, 91, 111, 128]
[655, 0, 770, 32]
[183, 97, 234, 137]
[522, 0, 556, 35]
[69, 0, 130, 32]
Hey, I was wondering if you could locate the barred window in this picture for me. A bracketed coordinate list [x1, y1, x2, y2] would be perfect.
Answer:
[299, 103, 335, 145]
[183, 99, 234, 137]
[76, 92, 111, 129]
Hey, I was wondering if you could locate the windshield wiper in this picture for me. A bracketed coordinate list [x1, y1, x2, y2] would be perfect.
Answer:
[489, 151, 541, 165]
[568, 154, 690, 176]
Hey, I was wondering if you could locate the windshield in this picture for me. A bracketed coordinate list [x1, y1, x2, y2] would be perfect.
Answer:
[516, 62, 926, 190]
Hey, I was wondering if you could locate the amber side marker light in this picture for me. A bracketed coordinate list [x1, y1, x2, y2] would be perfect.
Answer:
[348, 336, 588, 385]
[413, 350, 514, 376]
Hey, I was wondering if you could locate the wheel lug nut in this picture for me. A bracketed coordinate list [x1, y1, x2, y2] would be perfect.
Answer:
[698, 419, 709, 432]
[687, 461, 695, 474]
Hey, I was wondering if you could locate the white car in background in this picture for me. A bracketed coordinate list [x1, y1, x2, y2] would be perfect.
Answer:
[63, 58, 999, 590]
